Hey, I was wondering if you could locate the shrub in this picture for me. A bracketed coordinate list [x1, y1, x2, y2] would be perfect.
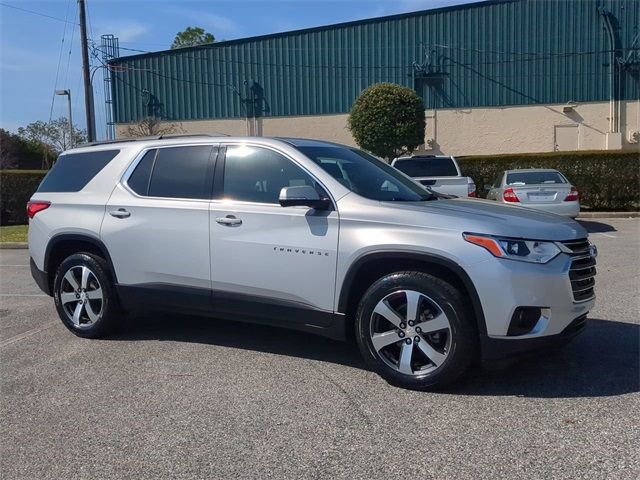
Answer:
[348, 83, 425, 160]
[457, 151, 640, 211]
[0, 170, 47, 225]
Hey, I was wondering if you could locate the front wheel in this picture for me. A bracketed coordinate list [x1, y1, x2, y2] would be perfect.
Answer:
[53, 253, 122, 338]
[355, 271, 478, 390]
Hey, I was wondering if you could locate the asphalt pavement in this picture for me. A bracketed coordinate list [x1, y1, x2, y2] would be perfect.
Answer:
[1, 219, 638, 479]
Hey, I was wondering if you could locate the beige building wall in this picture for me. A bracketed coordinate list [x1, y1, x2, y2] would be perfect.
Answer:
[116, 100, 640, 156]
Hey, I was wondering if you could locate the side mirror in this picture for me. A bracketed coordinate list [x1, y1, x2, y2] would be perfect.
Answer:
[484, 184, 492, 192]
[279, 185, 331, 210]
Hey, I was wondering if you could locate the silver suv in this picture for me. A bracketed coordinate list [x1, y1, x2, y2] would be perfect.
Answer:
[28, 136, 597, 390]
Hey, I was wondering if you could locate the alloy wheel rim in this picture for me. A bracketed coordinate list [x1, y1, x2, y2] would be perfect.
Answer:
[59, 265, 103, 328]
[369, 290, 452, 376]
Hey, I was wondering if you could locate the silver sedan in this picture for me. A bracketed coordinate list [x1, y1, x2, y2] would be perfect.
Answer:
[485, 168, 580, 218]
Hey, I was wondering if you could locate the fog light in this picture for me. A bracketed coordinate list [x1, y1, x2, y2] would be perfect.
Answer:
[508, 307, 542, 336]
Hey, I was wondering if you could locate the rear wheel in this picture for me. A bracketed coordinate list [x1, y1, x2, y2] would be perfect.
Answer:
[355, 271, 477, 390]
[53, 253, 122, 338]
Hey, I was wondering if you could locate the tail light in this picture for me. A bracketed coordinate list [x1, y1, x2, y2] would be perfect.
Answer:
[26, 201, 50, 219]
[467, 180, 477, 198]
[564, 186, 579, 202]
[503, 187, 519, 203]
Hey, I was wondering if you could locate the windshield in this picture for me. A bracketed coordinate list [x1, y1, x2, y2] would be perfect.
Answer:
[393, 157, 458, 177]
[506, 171, 567, 185]
[296, 146, 435, 201]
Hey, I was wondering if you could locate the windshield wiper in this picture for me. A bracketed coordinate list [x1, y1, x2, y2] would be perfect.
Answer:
[422, 187, 453, 200]
[388, 194, 437, 202]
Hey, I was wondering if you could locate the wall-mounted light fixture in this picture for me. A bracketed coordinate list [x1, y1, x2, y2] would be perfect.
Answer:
[562, 101, 578, 113]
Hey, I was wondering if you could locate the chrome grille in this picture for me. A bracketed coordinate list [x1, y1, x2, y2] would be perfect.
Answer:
[562, 239, 591, 256]
[562, 239, 596, 302]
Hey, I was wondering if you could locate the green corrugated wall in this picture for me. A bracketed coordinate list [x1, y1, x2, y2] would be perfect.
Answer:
[110, 0, 640, 123]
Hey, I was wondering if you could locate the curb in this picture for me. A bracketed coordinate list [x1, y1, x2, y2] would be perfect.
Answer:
[577, 212, 639, 219]
[0, 243, 28, 249]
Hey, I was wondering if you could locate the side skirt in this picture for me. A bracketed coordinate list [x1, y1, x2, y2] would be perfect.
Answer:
[116, 283, 346, 341]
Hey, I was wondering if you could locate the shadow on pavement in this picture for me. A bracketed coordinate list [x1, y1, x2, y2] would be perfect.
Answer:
[111, 315, 638, 399]
[577, 219, 617, 233]
[452, 318, 639, 398]
[114, 312, 366, 368]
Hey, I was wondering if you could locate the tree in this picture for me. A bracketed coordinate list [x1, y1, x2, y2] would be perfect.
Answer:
[0, 129, 52, 169]
[122, 117, 184, 138]
[16, 118, 84, 168]
[17, 118, 85, 153]
[171, 27, 215, 49]
[348, 83, 426, 161]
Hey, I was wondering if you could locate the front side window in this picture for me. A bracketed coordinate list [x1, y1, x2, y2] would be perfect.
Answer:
[222, 145, 320, 204]
[297, 146, 435, 202]
[127, 146, 214, 199]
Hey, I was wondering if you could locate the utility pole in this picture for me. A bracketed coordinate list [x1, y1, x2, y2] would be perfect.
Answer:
[78, 0, 96, 141]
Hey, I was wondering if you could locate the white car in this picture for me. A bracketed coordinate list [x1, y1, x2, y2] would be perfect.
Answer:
[486, 169, 580, 218]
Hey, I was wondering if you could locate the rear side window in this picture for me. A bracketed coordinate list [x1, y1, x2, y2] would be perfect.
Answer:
[37, 150, 119, 192]
[127, 149, 157, 196]
[393, 157, 458, 177]
[144, 146, 214, 199]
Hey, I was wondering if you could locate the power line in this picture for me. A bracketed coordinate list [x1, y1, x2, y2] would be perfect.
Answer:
[48, 0, 73, 123]
[91, 40, 626, 87]
[0, 2, 79, 25]
[113, 62, 612, 83]
[63, 1, 77, 93]
[110, 44, 624, 74]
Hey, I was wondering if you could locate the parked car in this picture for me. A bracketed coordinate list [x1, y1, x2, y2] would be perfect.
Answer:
[391, 155, 476, 197]
[28, 136, 596, 391]
[486, 168, 580, 218]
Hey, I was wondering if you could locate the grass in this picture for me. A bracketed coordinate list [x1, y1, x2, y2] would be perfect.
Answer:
[0, 225, 28, 243]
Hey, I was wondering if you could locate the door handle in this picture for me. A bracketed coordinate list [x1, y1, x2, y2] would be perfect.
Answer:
[109, 208, 131, 219]
[215, 215, 242, 226]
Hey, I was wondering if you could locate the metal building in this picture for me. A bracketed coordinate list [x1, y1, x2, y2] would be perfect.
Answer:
[109, 0, 640, 155]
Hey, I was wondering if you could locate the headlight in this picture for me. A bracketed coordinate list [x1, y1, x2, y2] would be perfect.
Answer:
[463, 233, 561, 264]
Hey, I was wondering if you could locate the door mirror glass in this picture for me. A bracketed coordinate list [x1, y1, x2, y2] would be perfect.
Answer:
[484, 184, 492, 192]
[279, 185, 330, 209]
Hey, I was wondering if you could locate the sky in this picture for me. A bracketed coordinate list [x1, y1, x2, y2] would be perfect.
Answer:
[0, 0, 480, 139]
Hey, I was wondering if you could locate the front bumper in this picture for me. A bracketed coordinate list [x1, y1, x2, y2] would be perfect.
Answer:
[465, 249, 595, 357]
[30, 257, 51, 296]
[481, 314, 587, 361]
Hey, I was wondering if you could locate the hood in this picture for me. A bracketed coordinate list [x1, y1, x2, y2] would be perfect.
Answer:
[385, 197, 587, 241]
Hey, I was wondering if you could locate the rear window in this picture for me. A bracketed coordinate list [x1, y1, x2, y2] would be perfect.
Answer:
[37, 150, 119, 192]
[393, 157, 458, 177]
[506, 171, 567, 185]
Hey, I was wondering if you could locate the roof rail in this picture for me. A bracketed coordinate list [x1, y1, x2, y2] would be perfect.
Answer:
[78, 133, 230, 148]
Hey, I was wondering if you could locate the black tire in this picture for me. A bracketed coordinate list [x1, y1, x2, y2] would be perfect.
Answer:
[53, 253, 122, 338]
[355, 271, 478, 391]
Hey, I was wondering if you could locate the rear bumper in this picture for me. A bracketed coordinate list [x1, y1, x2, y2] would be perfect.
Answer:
[481, 314, 587, 361]
[514, 201, 580, 218]
[30, 257, 51, 296]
